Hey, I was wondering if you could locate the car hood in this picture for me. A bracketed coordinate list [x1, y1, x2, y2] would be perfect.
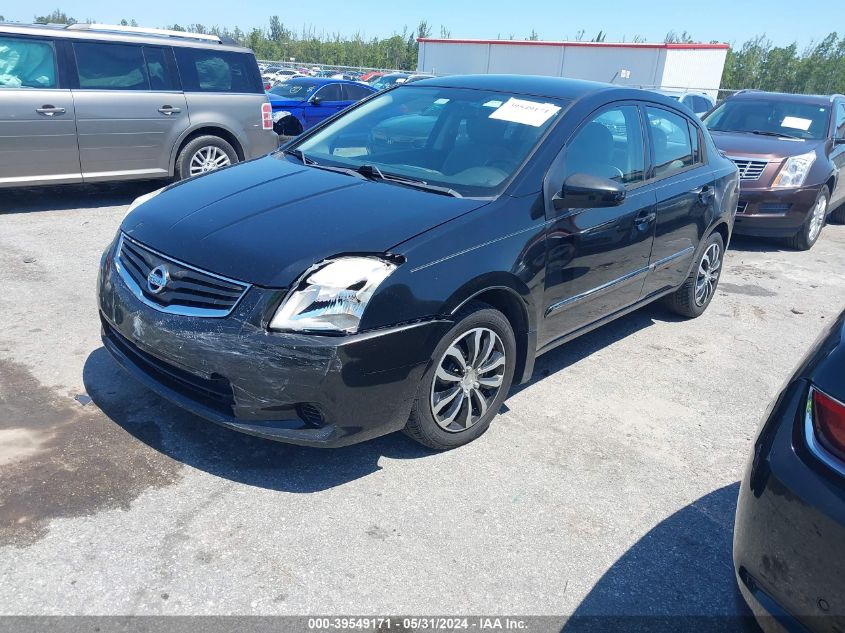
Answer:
[121, 154, 488, 288]
[709, 130, 824, 159]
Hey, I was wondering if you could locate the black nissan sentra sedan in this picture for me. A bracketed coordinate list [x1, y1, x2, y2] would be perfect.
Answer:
[734, 309, 845, 631]
[98, 75, 738, 449]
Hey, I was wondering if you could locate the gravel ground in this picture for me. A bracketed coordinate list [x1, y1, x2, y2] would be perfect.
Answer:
[1, 182, 844, 620]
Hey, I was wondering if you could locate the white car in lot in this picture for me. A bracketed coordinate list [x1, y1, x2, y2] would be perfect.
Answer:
[652, 89, 715, 117]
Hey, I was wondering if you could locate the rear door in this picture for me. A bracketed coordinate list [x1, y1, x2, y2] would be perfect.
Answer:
[70, 40, 188, 181]
[303, 83, 345, 129]
[540, 103, 656, 347]
[639, 105, 715, 299]
[0, 33, 81, 187]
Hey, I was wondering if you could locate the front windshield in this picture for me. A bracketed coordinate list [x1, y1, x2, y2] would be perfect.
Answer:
[269, 79, 320, 100]
[704, 98, 830, 140]
[292, 85, 568, 197]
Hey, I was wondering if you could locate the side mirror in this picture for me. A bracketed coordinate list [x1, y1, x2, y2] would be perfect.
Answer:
[553, 172, 626, 210]
[310, 95, 323, 106]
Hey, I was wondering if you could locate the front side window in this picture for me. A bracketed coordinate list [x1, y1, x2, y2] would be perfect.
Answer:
[0, 35, 57, 89]
[74, 42, 148, 90]
[647, 107, 694, 178]
[315, 83, 342, 101]
[835, 103, 845, 140]
[566, 105, 645, 185]
[294, 86, 567, 197]
[692, 95, 712, 113]
[174, 48, 261, 93]
[704, 98, 831, 141]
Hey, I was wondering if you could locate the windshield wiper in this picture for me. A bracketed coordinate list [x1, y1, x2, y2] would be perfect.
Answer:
[751, 129, 803, 140]
[354, 164, 462, 198]
[284, 148, 366, 179]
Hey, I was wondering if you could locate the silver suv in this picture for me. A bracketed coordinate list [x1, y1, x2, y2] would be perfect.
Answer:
[0, 23, 278, 188]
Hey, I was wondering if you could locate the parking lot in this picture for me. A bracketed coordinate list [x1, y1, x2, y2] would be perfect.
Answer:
[1, 182, 844, 620]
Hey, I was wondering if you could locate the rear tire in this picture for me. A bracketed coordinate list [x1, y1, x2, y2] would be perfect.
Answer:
[663, 232, 725, 318]
[404, 302, 516, 450]
[784, 186, 829, 251]
[175, 135, 238, 181]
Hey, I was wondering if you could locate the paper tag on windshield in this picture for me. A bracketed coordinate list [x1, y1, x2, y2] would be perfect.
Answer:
[489, 98, 561, 127]
[781, 116, 812, 131]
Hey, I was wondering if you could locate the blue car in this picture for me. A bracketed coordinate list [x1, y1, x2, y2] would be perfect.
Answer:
[267, 77, 376, 136]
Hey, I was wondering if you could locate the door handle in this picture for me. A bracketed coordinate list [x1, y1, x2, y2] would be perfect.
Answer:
[157, 106, 181, 115]
[694, 185, 715, 204]
[634, 211, 657, 227]
[36, 106, 66, 116]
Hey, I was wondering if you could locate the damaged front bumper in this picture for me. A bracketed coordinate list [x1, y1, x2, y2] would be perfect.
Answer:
[98, 246, 449, 447]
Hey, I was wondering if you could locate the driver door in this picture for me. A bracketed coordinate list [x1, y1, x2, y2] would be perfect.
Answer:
[540, 103, 657, 348]
[303, 83, 345, 129]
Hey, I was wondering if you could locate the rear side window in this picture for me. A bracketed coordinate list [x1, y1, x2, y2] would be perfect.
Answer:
[646, 107, 695, 178]
[174, 48, 262, 93]
[0, 35, 58, 89]
[343, 83, 373, 101]
[74, 42, 148, 90]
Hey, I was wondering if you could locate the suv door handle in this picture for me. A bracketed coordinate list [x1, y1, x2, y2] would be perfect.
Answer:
[157, 106, 181, 115]
[694, 185, 715, 204]
[36, 106, 66, 116]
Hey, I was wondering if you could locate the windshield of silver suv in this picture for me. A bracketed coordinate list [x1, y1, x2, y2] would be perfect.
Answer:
[292, 85, 568, 197]
[704, 98, 830, 140]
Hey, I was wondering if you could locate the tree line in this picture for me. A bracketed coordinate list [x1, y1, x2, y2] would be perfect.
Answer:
[25, 10, 845, 94]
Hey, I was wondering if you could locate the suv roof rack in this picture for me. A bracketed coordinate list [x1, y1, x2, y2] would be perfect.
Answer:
[65, 23, 222, 44]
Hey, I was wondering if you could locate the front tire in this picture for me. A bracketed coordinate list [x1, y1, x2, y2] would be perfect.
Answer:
[664, 232, 725, 318]
[784, 186, 829, 251]
[404, 302, 516, 450]
[176, 135, 238, 181]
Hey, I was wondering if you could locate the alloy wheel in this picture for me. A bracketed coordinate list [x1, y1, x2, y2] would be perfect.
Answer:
[430, 327, 507, 432]
[695, 243, 722, 307]
[808, 195, 827, 242]
[189, 146, 232, 177]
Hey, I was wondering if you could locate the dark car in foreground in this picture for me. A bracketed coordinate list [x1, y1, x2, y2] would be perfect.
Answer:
[98, 75, 738, 449]
[266, 76, 376, 136]
[704, 91, 845, 250]
[735, 309, 845, 632]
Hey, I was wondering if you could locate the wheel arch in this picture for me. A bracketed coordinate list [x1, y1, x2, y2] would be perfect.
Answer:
[171, 125, 246, 174]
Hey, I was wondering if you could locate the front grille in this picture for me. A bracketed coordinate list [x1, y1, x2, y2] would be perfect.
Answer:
[102, 317, 235, 414]
[729, 157, 768, 181]
[760, 203, 792, 214]
[115, 234, 249, 318]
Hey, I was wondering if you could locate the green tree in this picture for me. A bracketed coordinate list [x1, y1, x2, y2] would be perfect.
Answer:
[34, 9, 76, 25]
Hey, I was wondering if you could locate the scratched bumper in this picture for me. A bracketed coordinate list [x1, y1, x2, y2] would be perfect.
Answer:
[97, 245, 449, 447]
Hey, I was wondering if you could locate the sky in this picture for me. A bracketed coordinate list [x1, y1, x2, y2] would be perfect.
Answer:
[2, 0, 828, 49]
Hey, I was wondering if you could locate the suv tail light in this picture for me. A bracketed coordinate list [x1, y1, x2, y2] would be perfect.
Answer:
[261, 102, 273, 131]
[806, 386, 845, 472]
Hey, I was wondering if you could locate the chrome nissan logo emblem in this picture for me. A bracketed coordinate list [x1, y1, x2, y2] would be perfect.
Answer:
[146, 265, 169, 294]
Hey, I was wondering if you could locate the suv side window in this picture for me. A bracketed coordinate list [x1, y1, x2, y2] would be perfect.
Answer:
[343, 83, 372, 101]
[143, 47, 177, 91]
[566, 105, 645, 185]
[74, 42, 148, 90]
[646, 107, 695, 178]
[174, 48, 261, 93]
[0, 35, 58, 89]
[315, 83, 342, 101]
[835, 102, 845, 140]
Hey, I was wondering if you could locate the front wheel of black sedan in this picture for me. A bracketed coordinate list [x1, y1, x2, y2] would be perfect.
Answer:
[404, 303, 517, 450]
[664, 232, 725, 318]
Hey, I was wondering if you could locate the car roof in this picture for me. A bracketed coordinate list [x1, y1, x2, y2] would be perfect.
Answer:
[0, 22, 251, 53]
[729, 90, 845, 105]
[410, 74, 632, 100]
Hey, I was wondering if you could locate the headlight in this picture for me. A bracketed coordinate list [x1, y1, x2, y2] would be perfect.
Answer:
[772, 151, 816, 188]
[269, 256, 397, 333]
[125, 187, 165, 218]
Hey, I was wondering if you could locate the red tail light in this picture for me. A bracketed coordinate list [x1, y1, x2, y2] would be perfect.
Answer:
[808, 387, 845, 469]
[261, 102, 273, 131]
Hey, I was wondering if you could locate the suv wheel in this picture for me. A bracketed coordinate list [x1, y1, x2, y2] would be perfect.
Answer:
[404, 302, 516, 450]
[176, 135, 239, 180]
[784, 186, 829, 251]
[664, 232, 725, 318]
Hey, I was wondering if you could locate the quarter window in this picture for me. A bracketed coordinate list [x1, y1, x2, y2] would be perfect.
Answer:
[174, 48, 261, 93]
[74, 42, 148, 90]
[0, 35, 58, 89]
[566, 105, 645, 185]
[646, 107, 695, 178]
